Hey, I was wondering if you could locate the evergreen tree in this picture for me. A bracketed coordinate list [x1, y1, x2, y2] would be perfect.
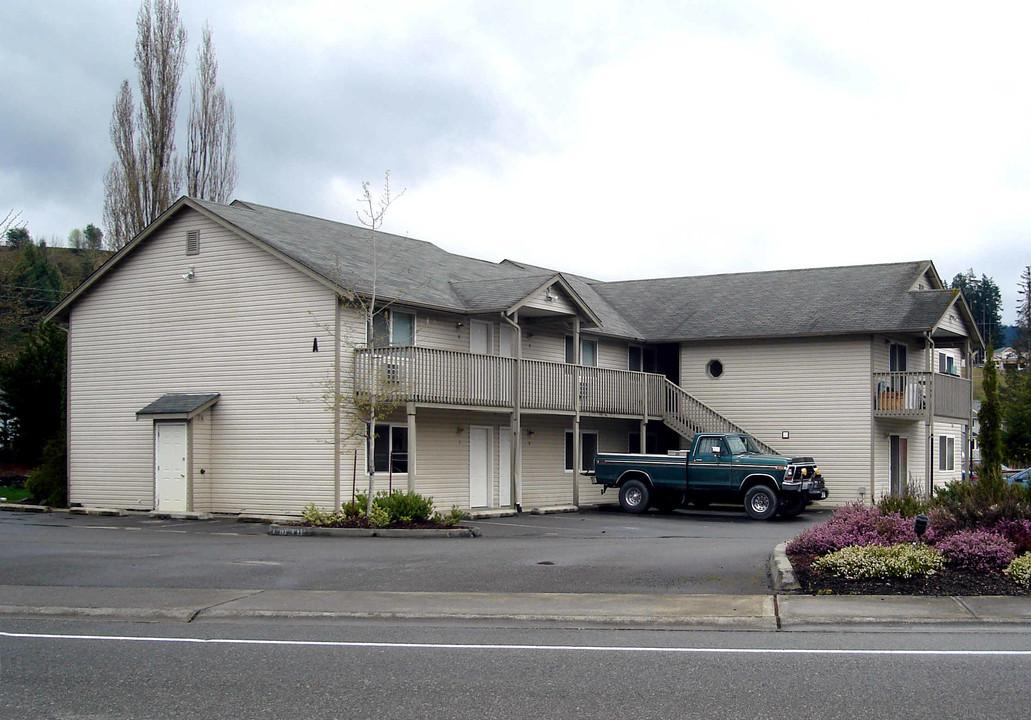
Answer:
[0, 323, 66, 465]
[978, 346, 1005, 498]
[1017, 265, 1031, 361]
[951, 270, 1005, 351]
[1003, 368, 1031, 467]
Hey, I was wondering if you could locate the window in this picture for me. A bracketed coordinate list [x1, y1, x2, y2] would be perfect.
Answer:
[939, 435, 955, 471]
[368, 310, 415, 348]
[628, 346, 658, 373]
[565, 430, 598, 472]
[694, 436, 728, 462]
[629, 431, 659, 454]
[706, 359, 724, 378]
[186, 230, 200, 255]
[565, 336, 598, 366]
[370, 424, 408, 473]
[889, 343, 908, 372]
[938, 353, 957, 376]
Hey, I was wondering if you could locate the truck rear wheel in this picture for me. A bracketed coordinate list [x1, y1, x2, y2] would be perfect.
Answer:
[743, 485, 778, 521]
[619, 479, 651, 514]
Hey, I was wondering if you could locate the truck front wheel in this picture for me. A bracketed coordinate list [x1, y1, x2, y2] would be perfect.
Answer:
[619, 479, 651, 514]
[744, 485, 778, 521]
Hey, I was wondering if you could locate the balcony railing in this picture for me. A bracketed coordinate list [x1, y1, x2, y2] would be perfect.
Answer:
[872, 371, 971, 420]
[355, 346, 664, 418]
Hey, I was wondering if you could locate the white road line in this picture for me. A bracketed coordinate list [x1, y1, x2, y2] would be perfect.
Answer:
[2, 631, 1030, 656]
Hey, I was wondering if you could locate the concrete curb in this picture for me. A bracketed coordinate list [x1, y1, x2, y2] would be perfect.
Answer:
[68, 507, 126, 517]
[0, 503, 51, 513]
[770, 542, 800, 592]
[267, 523, 480, 538]
[149, 511, 213, 520]
[530, 505, 579, 515]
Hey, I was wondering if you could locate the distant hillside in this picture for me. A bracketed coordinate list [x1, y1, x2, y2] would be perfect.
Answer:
[0, 245, 113, 359]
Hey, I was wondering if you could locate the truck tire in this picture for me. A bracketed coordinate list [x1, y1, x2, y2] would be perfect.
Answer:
[778, 493, 806, 519]
[619, 479, 651, 514]
[744, 485, 778, 521]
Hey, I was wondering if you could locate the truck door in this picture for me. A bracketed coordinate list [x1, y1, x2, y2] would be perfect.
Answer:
[690, 436, 732, 494]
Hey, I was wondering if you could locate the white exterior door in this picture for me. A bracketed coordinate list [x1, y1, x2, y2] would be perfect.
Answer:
[499, 429, 512, 507]
[470, 320, 491, 355]
[469, 426, 491, 508]
[155, 423, 188, 511]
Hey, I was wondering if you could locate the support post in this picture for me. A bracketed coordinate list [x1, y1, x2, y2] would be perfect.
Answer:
[406, 402, 417, 493]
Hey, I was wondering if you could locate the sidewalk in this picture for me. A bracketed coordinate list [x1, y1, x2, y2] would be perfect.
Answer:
[3, 585, 1031, 628]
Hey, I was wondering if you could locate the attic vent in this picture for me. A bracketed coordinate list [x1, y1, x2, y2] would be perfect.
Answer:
[186, 230, 200, 256]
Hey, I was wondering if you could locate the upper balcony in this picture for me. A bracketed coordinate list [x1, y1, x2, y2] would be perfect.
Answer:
[872, 371, 972, 421]
[354, 345, 665, 419]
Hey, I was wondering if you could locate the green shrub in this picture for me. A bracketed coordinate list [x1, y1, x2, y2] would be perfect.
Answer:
[431, 505, 467, 527]
[25, 435, 67, 508]
[374, 490, 435, 523]
[368, 505, 392, 528]
[931, 480, 1031, 528]
[301, 502, 334, 526]
[1005, 553, 1031, 589]
[812, 544, 945, 580]
[877, 489, 930, 518]
[341, 494, 368, 519]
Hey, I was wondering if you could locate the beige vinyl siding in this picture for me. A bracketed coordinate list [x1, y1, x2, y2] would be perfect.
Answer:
[523, 331, 566, 363]
[415, 310, 469, 352]
[680, 336, 871, 505]
[872, 420, 928, 499]
[937, 306, 968, 336]
[191, 409, 213, 512]
[522, 285, 577, 314]
[596, 337, 629, 371]
[67, 209, 339, 514]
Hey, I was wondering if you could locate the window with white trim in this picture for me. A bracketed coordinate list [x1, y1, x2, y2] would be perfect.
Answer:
[565, 336, 598, 366]
[938, 435, 955, 471]
[369, 424, 408, 473]
[369, 309, 415, 348]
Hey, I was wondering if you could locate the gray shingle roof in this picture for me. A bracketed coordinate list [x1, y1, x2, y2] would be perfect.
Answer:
[72, 199, 971, 346]
[136, 393, 220, 417]
[589, 261, 964, 341]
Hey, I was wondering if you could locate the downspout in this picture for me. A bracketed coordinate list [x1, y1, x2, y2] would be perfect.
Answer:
[501, 311, 522, 511]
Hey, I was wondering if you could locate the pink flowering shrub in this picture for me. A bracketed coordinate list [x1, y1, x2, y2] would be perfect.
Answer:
[933, 530, 1016, 572]
[990, 519, 1031, 555]
[786, 503, 916, 556]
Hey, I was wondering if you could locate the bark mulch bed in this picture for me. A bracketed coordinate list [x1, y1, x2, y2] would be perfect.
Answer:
[789, 552, 1028, 596]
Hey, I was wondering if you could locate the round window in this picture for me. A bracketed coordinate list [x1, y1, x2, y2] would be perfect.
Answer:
[706, 359, 724, 378]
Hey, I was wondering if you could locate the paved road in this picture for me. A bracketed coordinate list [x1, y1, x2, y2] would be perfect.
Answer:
[0, 506, 829, 594]
[4, 617, 1030, 720]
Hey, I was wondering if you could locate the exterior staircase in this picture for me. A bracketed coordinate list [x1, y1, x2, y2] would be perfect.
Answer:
[660, 378, 779, 455]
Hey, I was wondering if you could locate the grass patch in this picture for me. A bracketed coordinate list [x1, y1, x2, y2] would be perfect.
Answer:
[0, 486, 32, 503]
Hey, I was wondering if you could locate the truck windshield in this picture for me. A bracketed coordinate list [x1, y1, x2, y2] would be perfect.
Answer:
[725, 435, 762, 455]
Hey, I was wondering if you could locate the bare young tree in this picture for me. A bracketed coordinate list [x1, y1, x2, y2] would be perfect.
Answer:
[185, 24, 237, 203]
[103, 0, 187, 250]
[1, 210, 23, 237]
[353, 172, 406, 515]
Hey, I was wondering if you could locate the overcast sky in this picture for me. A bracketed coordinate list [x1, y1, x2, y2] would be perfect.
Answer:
[3, 1, 1030, 322]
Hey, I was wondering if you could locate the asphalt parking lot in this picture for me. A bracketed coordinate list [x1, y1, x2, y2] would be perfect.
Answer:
[0, 505, 830, 595]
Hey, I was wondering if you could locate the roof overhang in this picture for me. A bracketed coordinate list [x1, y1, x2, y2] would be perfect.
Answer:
[505, 274, 603, 328]
[136, 393, 220, 421]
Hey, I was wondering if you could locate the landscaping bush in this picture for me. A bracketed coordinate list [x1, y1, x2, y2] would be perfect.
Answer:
[932, 479, 1031, 528]
[374, 490, 435, 524]
[812, 544, 945, 580]
[877, 487, 930, 518]
[1005, 553, 1031, 590]
[300, 490, 447, 528]
[991, 519, 1031, 555]
[932, 530, 1016, 573]
[786, 503, 916, 556]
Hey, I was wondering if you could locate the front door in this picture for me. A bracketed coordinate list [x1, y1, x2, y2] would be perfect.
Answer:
[469, 426, 491, 508]
[890, 435, 908, 495]
[155, 422, 188, 511]
[470, 320, 491, 355]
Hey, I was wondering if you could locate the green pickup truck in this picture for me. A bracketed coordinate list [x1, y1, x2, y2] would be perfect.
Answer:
[588, 433, 827, 520]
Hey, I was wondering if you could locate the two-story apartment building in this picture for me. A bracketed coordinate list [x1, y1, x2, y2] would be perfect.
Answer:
[48, 197, 982, 515]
